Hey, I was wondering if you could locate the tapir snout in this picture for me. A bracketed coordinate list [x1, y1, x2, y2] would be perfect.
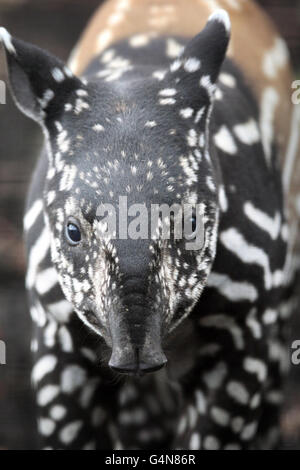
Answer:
[108, 305, 167, 375]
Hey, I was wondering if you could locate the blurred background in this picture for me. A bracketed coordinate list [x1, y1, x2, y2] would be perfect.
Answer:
[0, 0, 299, 449]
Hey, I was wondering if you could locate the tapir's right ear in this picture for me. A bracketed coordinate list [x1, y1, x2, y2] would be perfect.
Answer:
[0, 27, 83, 124]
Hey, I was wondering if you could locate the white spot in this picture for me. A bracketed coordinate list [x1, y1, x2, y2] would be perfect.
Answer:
[263, 38, 289, 79]
[219, 73, 236, 88]
[203, 362, 228, 389]
[214, 126, 237, 154]
[189, 432, 201, 450]
[58, 326, 73, 353]
[263, 309, 277, 325]
[59, 165, 77, 191]
[250, 394, 261, 409]
[159, 98, 176, 105]
[177, 415, 187, 435]
[44, 321, 57, 348]
[61, 365, 86, 394]
[39, 418, 56, 437]
[56, 128, 70, 154]
[224, 0, 241, 9]
[47, 299, 73, 323]
[152, 69, 167, 81]
[188, 405, 198, 428]
[211, 407, 230, 426]
[159, 88, 177, 97]
[39, 89, 55, 109]
[200, 75, 216, 99]
[32, 355, 57, 384]
[206, 175, 216, 192]
[30, 300, 47, 327]
[233, 119, 260, 145]
[46, 191, 56, 206]
[145, 120, 157, 128]
[170, 59, 182, 73]
[97, 30, 113, 52]
[194, 107, 205, 124]
[195, 390, 207, 414]
[203, 435, 221, 450]
[187, 129, 198, 147]
[166, 38, 184, 58]
[180, 108, 194, 119]
[59, 421, 83, 445]
[184, 58, 201, 73]
[218, 185, 228, 212]
[129, 34, 150, 48]
[76, 89, 88, 97]
[92, 123, 105, 132]
[244, 357, 267, 382]
[107, 12, 124, 26]
[37, 385, 60, 407]
[231, 416, 245, 434]
[226, 381, 249, 405]
[241, 422, 258, 441]
[51, 67, 65, 83]
[50, 405, 67, 421]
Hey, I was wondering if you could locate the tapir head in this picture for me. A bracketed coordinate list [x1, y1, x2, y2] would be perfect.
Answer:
[0, 11, 230, 374]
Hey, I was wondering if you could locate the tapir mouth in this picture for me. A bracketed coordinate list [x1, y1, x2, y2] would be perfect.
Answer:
[109, 346, 167, 376]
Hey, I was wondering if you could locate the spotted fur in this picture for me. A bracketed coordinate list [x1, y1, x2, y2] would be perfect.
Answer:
[1, 3, 299, 450]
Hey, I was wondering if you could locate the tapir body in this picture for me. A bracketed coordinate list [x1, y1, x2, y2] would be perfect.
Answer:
[0, 0, 299, 449]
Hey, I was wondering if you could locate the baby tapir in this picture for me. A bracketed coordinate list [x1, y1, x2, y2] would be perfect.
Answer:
[1, 0, 300, 450]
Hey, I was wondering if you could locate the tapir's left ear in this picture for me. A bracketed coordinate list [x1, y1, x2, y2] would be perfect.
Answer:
[169, 10, 231, 94]
[0, 27, 82, 124]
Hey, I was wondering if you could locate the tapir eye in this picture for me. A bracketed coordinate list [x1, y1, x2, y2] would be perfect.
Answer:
[65, 219, 81, 245]
[184, 212, 205, 248]
[184, 215, 197, 240]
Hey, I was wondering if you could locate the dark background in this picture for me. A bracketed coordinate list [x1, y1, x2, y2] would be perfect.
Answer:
[0, 0, 299, 450]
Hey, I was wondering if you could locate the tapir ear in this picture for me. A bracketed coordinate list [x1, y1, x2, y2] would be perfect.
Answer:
[169, 10, 231, 91]
[0, 27, 83, 124]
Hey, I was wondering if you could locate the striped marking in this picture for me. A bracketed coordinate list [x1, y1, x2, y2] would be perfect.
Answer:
[35, 267, 59, 295]
[26, 227, 51, 289]
[207, 272, 258, 302]
[24, 199, 43, 231]
[259, 87, 279, 164]
[220, 228, 284, 290]
[244, 202, 281, 240]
